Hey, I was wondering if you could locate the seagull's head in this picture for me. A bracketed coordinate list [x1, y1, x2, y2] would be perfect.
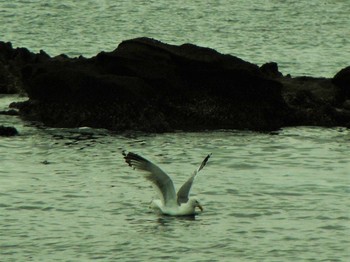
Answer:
[189, 198, 203, 212]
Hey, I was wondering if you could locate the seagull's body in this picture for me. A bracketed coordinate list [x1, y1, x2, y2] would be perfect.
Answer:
[123, 151, 211, 216]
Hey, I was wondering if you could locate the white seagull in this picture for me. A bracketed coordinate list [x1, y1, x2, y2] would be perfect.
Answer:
[123, 151, 211, 216]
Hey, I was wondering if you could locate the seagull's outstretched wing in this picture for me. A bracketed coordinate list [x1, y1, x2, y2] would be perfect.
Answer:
[123, 151, 177, 207]
[177, 153, 211, 205]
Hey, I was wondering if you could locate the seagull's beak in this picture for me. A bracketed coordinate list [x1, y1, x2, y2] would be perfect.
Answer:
[197, 204, 203, 212]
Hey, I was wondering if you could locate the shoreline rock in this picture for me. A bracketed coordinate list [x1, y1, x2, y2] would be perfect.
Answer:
[0, 125, 18, 136]
[1, 37, 349, 132]
[0, 109, 19, 116]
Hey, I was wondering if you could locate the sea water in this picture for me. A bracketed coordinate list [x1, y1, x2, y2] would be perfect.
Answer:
[1, 0, 349, 77]
[1, 95, 349, 261]
[1, 1, 350, 261]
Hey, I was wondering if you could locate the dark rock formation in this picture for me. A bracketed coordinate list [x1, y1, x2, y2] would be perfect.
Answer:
[1, 37, 350, 131]
[0, 109, 19, 116]
[0, 125, 18, 136]
[12, 37, 290, 132]
[333, 66, 350, 101]
[260, 62, 283, 78]
[0, 41, 50, 94]
[279, 76, 342, 126]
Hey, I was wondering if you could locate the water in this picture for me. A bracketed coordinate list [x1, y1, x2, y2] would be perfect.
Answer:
[1, 1, 350, 260]
[1, 0, 349, 77]
[1, 95, 350, 261]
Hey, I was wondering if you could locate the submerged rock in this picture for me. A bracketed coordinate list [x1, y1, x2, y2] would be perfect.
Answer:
[0, 125, 18, 136]
[2, 37, 350, 131]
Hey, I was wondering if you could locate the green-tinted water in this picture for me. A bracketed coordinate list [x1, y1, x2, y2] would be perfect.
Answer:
[1, 0, 349, 77]
[1, 96, 349, 261]
[1, 0, 350, 260]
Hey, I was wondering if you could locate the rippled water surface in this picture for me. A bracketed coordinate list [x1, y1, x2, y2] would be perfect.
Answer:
[1, 0, 349, 77]
[1, 97, 349, 261]
[1, 1, 350, 260]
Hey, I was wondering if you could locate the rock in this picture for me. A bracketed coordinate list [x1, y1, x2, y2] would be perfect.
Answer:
[277, 76, 346, 127]
[3, 37, 350, 131]
[0, 125, 18, 136]
[332, 66, 350, 101]
[16, 37, 289, 132]
[0, 109, 19, 116]
[0, 61, 17, 93]
[260, 62, 283, 78]
[0, 41, 50, 94]
[343, 100, 350, 110]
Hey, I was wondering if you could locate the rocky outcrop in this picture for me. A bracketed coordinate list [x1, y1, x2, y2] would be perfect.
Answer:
[277, 76, 348, 127]
[1, 37, 350, 131]
[333, 66, 350, 102]
[0, 109, 18, 116]
[0, 125, 18, 136]
[0, 41, 50, 94]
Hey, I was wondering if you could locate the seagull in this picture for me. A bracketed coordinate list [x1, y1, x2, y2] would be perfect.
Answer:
[123, 151, 211, 216]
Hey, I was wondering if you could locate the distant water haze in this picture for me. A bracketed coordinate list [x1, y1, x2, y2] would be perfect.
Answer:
[1, 0, 349, 77]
